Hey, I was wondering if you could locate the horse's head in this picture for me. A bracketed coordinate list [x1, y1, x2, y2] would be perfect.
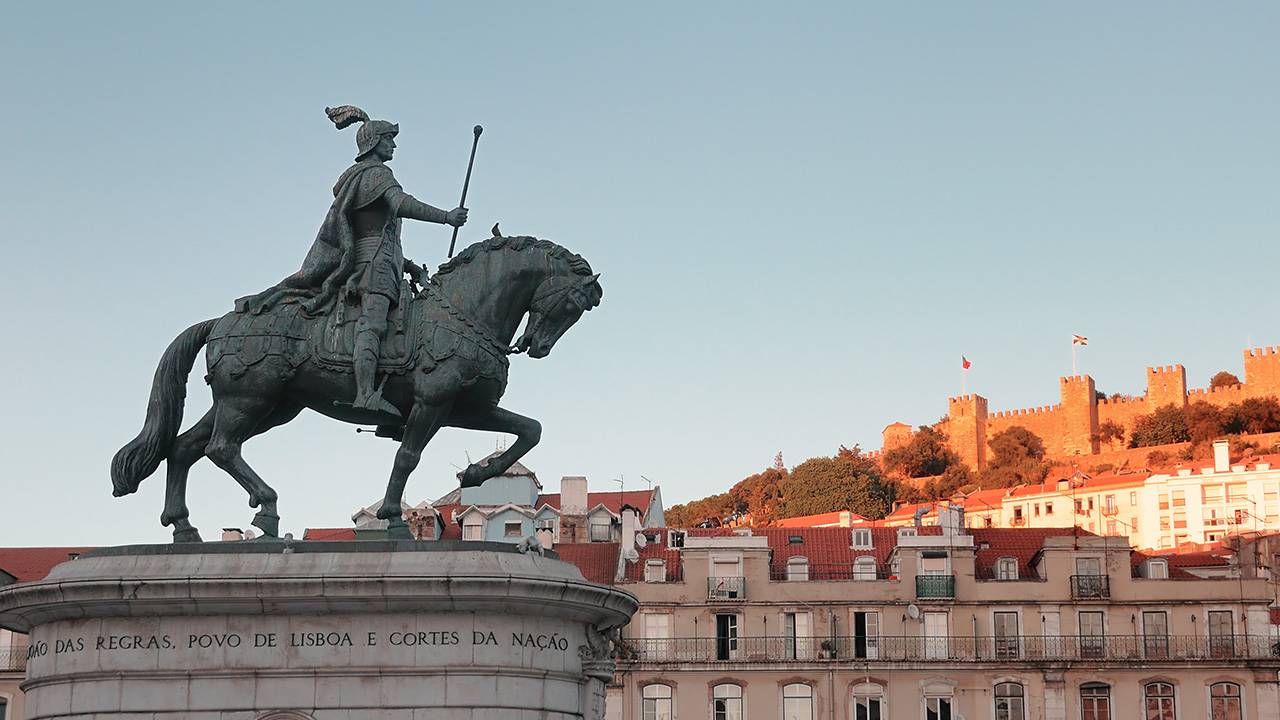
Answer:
[515, 272, 603, 358]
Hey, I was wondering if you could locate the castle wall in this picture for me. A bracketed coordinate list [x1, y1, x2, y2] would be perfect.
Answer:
[930, 345, 1280, 468]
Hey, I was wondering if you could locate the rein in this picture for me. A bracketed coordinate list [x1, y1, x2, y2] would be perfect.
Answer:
[418, 283, 520, 356]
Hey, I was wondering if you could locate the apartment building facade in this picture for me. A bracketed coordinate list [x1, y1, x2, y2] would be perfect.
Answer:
[886, 443, 1280, 552]
[612, 511, 1280, 720]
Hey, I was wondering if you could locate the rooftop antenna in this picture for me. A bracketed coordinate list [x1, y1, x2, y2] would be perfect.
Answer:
[614, 476, 625, 516]
[639, 475, 654, 491]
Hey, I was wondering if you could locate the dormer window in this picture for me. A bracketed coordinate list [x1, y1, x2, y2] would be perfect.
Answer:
[644, 559, 667, 583]
[1146, 558, 1169, 579]
[853, 556, 878, 581]
[995, 557, 1019, 581]
[589, 517, 612, 542]
[462, 520, 483, 541]
[504, 521, 523, 538]
[898, 528, 917, 538]
[669, 530, 686, 548]
[852, 528, 873, 549]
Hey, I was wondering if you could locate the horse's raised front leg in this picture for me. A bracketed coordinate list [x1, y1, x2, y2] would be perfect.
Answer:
[448, 405, 542, 488]
[162, 409, 215, 542]
[377, 400, 452, 539]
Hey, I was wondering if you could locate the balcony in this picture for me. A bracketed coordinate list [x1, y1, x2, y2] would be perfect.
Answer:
[769, 564, 894, 582]
[1, 643, 27, 672]
[707, 576, 746, 601]
[1070, 574, 1110, 599]
[915, 574, 956, 599]
[616, 634, 1280, 665]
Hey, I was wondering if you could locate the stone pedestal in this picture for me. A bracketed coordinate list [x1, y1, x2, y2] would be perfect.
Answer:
[0, 541, 636, 720]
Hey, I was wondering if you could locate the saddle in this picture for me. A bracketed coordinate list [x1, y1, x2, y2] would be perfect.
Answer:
[210, 281, 420, 376]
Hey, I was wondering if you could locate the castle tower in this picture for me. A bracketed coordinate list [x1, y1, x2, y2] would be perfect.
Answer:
[1060, 375, 1099, 456]
[946, 395, 988, 469]
[1244, 346, 1280, 393]
[882, 422, 914, 451]
[1146, 365, 1187, 409]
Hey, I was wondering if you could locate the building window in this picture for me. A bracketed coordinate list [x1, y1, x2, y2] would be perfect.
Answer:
[590, 519, 612, 542]
[852, 682, 885, 720]
[1080, 683, 1110, 720]
[535, 518, 556, 532]
[994, 612, 1020, 659]
[715, 614, 738, 661]
[462, 522, 483, 541]
[1045, 502, 1054, 515]
[854, 556, 878, 581]
[994, 682, 1025, 720]
[898, 528, 917, 538]
[787, 556, 810, 581]
[925, 695, 953, 720]
[504, 521, 523, 538]
[712, 683, 743, 720]
[923, 611, 948, 660]
[1034, 503, 1040, 517]
[783, 611, 811, 660]
[642, 683, 673, 720]
[852, 610, 880, 659]
[1130, 491, 1138, 505]
[1075, 499, 1084, 514]
[984, 515, 994, 527]
[782, 683, 813, 720]
[644, 560, 667, 583]
[1208, 610, 1235, 657]
[1142, 612, 1169, 659]
[1143, 682, 1175, 720]
[1146, 559, 1168, 579]
[644, 612, 670, 640]
[1105, 495, 1116, 513]
[853, 528, 873, 548]
[1209, 682, 1242, 720]
[1078, 611, 1105, 658]
[995, 557, 1019, 581]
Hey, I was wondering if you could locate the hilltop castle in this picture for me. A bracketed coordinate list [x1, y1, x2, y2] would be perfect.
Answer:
[883, 345, 1280, 468]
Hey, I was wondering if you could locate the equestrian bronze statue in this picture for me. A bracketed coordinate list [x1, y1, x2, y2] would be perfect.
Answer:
[110, 107, 603, 542]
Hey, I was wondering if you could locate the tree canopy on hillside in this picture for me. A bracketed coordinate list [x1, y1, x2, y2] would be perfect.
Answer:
[1128, 397, 1280, 448]
[976, 426, 1050, 488]
[1210, 371, 1242, 388]
[780, 446, 895, 519]
[882, 425, 961, 478]
[1129, 404, 1191, 447]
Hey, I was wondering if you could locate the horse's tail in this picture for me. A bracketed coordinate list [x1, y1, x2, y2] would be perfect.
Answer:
[111, 318, 218, 497]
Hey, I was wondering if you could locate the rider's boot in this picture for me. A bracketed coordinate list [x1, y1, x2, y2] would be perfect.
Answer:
[353, 328, 402, 418]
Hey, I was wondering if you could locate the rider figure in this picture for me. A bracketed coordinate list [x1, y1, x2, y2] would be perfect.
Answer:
[247, 106, 468, 418]
[338, 108, 468, 417]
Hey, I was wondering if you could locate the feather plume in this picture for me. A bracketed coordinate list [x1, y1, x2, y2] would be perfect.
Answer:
[325, 105, 369, 130]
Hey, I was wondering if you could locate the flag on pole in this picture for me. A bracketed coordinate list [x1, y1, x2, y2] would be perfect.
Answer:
[1072, 334, 1088, 346]
[961, 356, 972, 369]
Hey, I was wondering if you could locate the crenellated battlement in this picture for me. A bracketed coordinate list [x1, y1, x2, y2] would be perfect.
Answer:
[1060, 375, 1089, 384]
[1098, 395, 1145, 407]
[1246, 346, 1280, 358]
[1187, 384, 1249, 400]
[989, 404, 1061, 420]
[1146, 364, 1185, 376]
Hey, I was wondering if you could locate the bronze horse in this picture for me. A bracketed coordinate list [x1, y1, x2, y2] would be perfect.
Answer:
[111, 236, 602, 541]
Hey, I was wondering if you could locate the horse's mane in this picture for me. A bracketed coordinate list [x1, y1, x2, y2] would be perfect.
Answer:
[433, 235, 594, 279]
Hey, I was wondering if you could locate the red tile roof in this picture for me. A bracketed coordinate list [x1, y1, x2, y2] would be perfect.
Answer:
[302, 528, 356, 541]
[0, 547, 93, 583]
[970, 527, 1091, 578]
[552, 542, 620, 584]
[536, 490, 656, 516]
[772, 511, 865, 528]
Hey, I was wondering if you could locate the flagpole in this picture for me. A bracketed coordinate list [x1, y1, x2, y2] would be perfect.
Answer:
[1072, 344, 1077, 375]
[962, 365, 967, 395]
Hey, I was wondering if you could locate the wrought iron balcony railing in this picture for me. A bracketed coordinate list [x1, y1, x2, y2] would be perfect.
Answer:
[769, 564, 894, 582]
[915, 574, 956, 598]
[707, 576, 746, 601]
[1070, 574, 1110, 599]
[616, 634, 1280, 665]
[1, 644, 27, 672]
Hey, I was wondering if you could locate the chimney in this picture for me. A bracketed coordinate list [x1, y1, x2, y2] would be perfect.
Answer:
[620, 506, 642, 559]
[221, 528, 245, 542]
[1213, 440, 1230, 473]
[561, 476, 588, 516]
[940, 504, 966, 536]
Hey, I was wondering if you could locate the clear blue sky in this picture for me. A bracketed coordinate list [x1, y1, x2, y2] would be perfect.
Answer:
[2, 3, 1277, 545]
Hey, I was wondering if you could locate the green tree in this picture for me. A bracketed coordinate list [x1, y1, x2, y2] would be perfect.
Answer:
[1210, 371, 1242, 388]
[919, 464, 973, 499]
[1129, 404, 1190, 447]
[882, 425, 961, 478]
[1237, 397, 1280, 435]
[779, 446, 895, 520]
[1184, 401, 1225, 443]
[664, 493, 736, 528]
[728, 466, 786, 524]
[1097, 420, 1125, 445]
[977, 426, 1050, 488]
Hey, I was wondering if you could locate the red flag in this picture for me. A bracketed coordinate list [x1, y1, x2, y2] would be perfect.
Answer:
[962, 356, 972, 370]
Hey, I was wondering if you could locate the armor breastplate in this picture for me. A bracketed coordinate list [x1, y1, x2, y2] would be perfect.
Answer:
[351, 197, 390, 238]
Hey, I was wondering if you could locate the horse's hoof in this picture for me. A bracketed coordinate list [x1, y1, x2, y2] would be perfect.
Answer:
[173, 528, 204, 543]
[252, 511, 280, 538]
[387, 520, 412, 541]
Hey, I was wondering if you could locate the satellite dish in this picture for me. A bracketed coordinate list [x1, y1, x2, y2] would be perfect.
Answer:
[635, 533, 648, 549]
[907, 604, 921, 620]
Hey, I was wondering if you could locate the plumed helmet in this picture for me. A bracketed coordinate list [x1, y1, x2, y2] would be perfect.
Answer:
[325, 105, 398, 160]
